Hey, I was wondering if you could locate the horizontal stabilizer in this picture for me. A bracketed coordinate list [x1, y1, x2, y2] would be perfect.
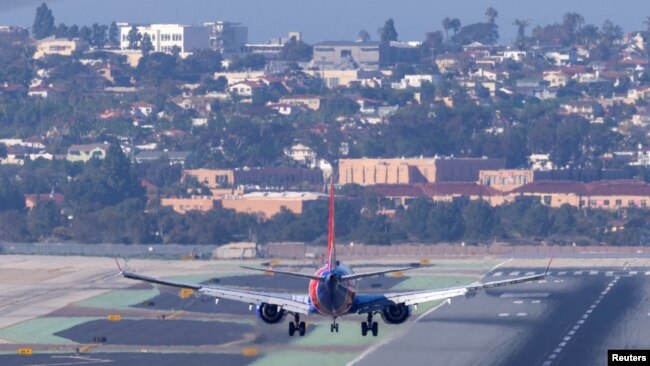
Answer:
[340, 267, 419, 281]
[241, 266, 322, 281]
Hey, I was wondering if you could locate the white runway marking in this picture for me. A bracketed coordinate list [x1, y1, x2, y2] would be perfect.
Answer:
[645, 271, 650, 276]
[498, 313, 510, 317]
[516, 312, 527, 317]
[513, 300, 524, 304]
[509, 271, 520, 276]
[629, 271, 638, 276]
[573, 271, 583, 275]
[605, 271, 614, 276]
[558, 271, 567, 275]
[525, 271, 535, 276]
[589, 270, 599, 275]
[531, 300, 541, 304]
[493, 271, 503, 277]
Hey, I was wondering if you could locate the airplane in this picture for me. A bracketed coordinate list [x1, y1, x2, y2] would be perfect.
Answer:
[117, 180, 551, 337]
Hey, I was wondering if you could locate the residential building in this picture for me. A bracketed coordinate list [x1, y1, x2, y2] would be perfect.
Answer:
[33, 36, 88, 59]
[279, 95, 322, 110]
[183, 167, 324, 190]
[560, 100, 604, 120]
[338, 157, 505, 186]
[134, 150, 191, 165]
[66, 143, 111, 163]
[25, 193, 65, 210]
[392, 74, 434, 89]
[203, 21, 248, 54]
[161, 197, 218, 214]
[312, 41, 388, 69]
[479, 170, 534, 191]
[285, 143, 317, 167]
[368, 183, 505, 209]
[118, 23, 210, 54]
[228, 80, 264, 100]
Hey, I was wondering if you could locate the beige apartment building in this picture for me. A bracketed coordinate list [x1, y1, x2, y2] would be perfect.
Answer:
[479, 169, 534, 192]
[184, 167, 323, 190]
[338, 157, 505, 186]
[33, 36, 88, 59]
[160, 197, 218, 214]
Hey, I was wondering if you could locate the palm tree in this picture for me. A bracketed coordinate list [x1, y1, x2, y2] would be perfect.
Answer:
[442, 17, 451, 41]
[644, 16, 650, 33]
[513, 19, 530, 42]
[450, 18, 462, 37]
[485, 7, 498, 24]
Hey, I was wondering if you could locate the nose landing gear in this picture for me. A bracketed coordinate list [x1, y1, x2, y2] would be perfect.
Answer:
[330, 318, 339, 333]
[361, 313, 378, 337]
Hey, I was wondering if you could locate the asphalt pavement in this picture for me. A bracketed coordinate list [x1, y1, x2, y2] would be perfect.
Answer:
[353, 267, 650, 366]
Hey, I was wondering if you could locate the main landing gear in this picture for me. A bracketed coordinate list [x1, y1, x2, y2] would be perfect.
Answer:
[330, 318, 339, 333]
[361, 313, 378, 337]
[289, 313, 306, 337]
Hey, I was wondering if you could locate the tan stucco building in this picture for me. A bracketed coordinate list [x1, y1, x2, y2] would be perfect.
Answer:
[34, 36, 88, 59]
[338, 157, 505, 186]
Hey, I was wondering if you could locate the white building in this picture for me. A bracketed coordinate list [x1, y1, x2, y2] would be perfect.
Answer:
[118, 23, 210, 54]
[203, 21, 248, 54]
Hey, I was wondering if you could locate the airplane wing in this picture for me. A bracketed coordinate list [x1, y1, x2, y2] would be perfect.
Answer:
[120, 270, 311, 314]
[353, 272, 545, 314]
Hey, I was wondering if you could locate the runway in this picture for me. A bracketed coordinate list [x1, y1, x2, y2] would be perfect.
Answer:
[353, 267, 650, 366]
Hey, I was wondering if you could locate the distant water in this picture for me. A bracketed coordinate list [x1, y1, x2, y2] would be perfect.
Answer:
[0, 0, 648, 43]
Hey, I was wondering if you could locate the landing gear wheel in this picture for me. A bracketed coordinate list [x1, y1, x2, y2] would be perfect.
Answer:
[371, 322, 378, 337]
[289, 322, 296, 336]
[330, 323, 339, 333]
[299, 321, 306, 336]
[361, 321, 368, 336]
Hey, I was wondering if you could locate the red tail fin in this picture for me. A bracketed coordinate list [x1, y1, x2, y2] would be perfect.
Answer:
[327, 178, 336, 270]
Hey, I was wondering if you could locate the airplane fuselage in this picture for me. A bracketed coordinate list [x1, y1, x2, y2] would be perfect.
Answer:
[308, 263, 356, 317]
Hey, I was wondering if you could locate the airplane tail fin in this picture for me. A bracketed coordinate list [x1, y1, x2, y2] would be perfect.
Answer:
[327, 178, 336, 271]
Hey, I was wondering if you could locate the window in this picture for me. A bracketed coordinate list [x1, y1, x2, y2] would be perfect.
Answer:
[615, 199, 622, 206]
[590, 200, 596, 206]
[642, 200, 647, 207]
[629, 200, 636, 207]
[340, 50, 352, 58]
[543, 195, 551, 205]
[603, 200, 610, 206]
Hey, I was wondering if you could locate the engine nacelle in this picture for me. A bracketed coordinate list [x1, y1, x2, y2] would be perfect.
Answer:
[256, 303, 286, 324]
[380, 303, 411, 324]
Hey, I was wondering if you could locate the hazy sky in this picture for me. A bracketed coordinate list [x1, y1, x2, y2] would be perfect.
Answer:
[0, 0, 648, 43]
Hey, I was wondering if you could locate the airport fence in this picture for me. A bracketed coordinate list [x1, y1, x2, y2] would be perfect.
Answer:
[0, 243, 218, 259]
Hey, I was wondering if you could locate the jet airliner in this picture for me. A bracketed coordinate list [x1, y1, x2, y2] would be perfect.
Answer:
[118, 181, 550, 337]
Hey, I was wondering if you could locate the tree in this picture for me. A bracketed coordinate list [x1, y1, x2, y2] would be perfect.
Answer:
[32, 3, 55, 40]
[78, 25, 92, 44]
[358, 30, 371, 42]
[91, 23, 107, 48]
[28, 200, 63, 239]
[108, 21, 120, 48]
[280, 40, 313, 62]
[127, 26, 141, 50]
[463, 200, 497, 239]
[54, 23, 68, 39]
[140, 33, 154, 54]
[513, 19, 530, 44]
[0, 173, 25, 212]
[427, 202, 464, 242]
[442, 17, 451, 41]
[563, 12, 585, 42]
[485, 7, 498, 24]
[66, 24, 79, 39]
[600, 20, 623, 46]
[379, 18, 398, 43]
[449, 18, 462, 37]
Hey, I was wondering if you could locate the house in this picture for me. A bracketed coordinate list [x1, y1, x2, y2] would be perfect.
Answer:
[33, 36, 88, 59]
[228, 80, 264, 100]
[560, 101, 604, 120]
[131, 102, 154, 117]
[544, 49, 577, 66]
[135, 150, 191, 165]
[285, 143, 317, 167]
[25, 193, 65, 210]
[279, 95, 322, 111]
[435, 53, 470, 74]
[627, 86, 650, 101]
[392, 74, 434, 89]
[27, 85, 62, 98]
[66, 143, 111, 163]
[543, 71, 570, 87]
[354, 97, 380, 114]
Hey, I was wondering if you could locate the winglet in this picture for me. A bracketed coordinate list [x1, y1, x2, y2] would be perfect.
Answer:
[544, 256, 554, 275]
[115, 258, 123, 273]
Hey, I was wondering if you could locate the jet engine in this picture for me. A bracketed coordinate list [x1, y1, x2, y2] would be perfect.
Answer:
[257, 303, 286, 324]
[380, 303, 411, 324]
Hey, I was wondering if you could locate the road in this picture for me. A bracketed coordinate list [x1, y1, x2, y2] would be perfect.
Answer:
[353, 267, 650, 366]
